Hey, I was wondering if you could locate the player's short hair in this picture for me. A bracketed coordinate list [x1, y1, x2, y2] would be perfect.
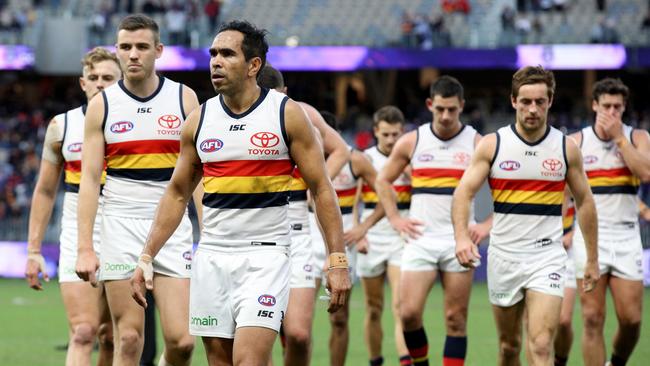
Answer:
[118, 14, 160, 44]
[257, 65, 284, 89]
[218, 20, 269, 76]
[320, 110, 339, 131]
[511, 65, 555, 100]
[592, 78, 629, 103]
[373, 106, 405, 127]
[81, 47, 119, 71]
[430, 75, 464, 101]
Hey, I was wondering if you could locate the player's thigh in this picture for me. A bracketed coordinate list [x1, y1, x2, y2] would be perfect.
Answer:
[386, 264, 402, 305]
[559, 286, 576, 324]
[441, 269, 474, 315]
[203, 337, 234, 366]
[153, 275, 191, 341]
[609, 276, 644, 324]
[577, 274, 609, 320]
[104, 279, 145, 333]
[361, 273, 386, 308]
[284, 287, 316, 335]
[233, 326, 278, 365]
[524, 290, 562, 338]
[492, 301, 525, 342]
[60, 281, 103, 327]
[400, 270, 437, 315]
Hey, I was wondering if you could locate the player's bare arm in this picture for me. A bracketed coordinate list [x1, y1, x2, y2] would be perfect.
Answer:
[25, 118, 64, 290]
[75, 93, 106, 286]
[375, 130, 422, 238]
[299, 101, 350, 179]
[452, 133, 496, 268]
[618, 129, 650, 182]
[565, 137, 599, 292]
[130, 106, 203, 308]
[466, 133, 493, 244]
[343, 151, 384, 246]
[285, 99, 351, 313]
[181, 85, 205, 230]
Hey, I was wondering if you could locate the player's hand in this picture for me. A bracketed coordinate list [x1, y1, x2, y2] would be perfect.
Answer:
[343, 224, 367, 245]
[356, 236, 369, 254]
[75, 247, 99, 287]
[468, 221, 490, 245]
[455, 237, 481, 268]
[595, 111, 623, 141]
[131, 254, 154, 308]
[25, 253, 49, 290]
[582, 260, 600, 293]
[325, 267, 351, 313]
[389, 216, 423, 239]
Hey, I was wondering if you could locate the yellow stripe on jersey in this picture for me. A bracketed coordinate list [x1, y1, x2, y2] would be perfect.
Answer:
[411, 176, 460, 188]
[289, 176, 307, 191]
[492, 189, 563, 205]
[588, 175, 640, 187]
[338, 195, 356, 208]
[203, 175, 292, 194]
[396, 191, 411, 203]
[107, 153, 179, 169]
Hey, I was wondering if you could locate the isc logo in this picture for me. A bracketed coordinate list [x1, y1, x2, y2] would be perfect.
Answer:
[258, 294, 276, 307]
[257, 310, 274, 318]
[499, 160, 520, 171]
[110, 121, 134, 133]
[200, 139, 224, 153]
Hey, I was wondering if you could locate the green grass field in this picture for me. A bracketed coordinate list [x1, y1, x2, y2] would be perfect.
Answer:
[1, 278, 649, 365]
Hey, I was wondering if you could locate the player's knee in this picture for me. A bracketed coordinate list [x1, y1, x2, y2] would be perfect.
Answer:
[444, 308, 467, 334]
[498, 338, 521, 359]
[166, 335, 195, 360]
[117, 329, 142, 357]
[400, 306, 421, 329]
[286, 327, 311, 350]
[71, 322, 97, 346]
[97, 322, 114, 349]
[558, 314, 573, 329]
[366, 298, 383, 322]
[619, 315, 642, 332]
[582, 308, 605, 330]
[330, 311, 349, 330]
[528, 333, 553, 359]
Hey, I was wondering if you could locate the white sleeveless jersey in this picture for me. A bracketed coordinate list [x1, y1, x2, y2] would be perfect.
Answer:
[287, 167, 309, 231]
[362, 146, 410, 235]
[410, 123, 476, 236]
[579, 125, 640, 233]
[59, 105, 104, 227]
[101, 76, 186, 218]
[332, 157, 359, 216]
[196, 88, 293, 248]
[489, 124, 567, 255]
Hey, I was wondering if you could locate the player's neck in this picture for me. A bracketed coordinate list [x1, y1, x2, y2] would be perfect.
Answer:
[593, 123, 611, 141]
[123, 74, 160, 99]
[376, 145, 391, 156]
[514, 122, 547, 143]
[222, 85, 261, 114]
[432, 121, 462, 140]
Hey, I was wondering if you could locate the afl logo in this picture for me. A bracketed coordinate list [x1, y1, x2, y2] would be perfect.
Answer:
[200, 139, 224, 153]
[158, 114, 181, 129]
[542, 158, 563, 171]
[250, 132, 279, 148]
[258, 294, 276, 307]
[584, 155, 598, 164]
[548, 272, 561, 281]
[182, 250, 192, 261]
[110, 121, 133, 133]
[499, 160, 520, 171]
[67, 143, 82, 153]
[417, 154, 434, 162]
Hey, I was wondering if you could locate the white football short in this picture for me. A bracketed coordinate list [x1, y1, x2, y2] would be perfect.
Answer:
[99, 214, 193, 281]
[487, 245, 567, 307]
[189, 246, 290, 338]
[289, 231, 315, 289]
[58, 206, 102, 282]
[401, 232, 477, 272]
[309, 212, 357, 283]
[564, 246, 576, 289]
[573, 229, 644, 281]
[356, 232, 404, 278]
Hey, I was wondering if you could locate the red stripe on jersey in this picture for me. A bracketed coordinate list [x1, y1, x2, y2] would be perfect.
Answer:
[64, 160, 81, 172]
[106, 139, 180, 156]
[412, 168, 465, 179]
[489, 178, 565, 192]
[566, 206, 575, 217]
[335, 187, 357, 197]
[203, 159, 294, 177]
[394, 185, 412, 193]
[586, 167, 633, 178]
[292, 167, 303, 178]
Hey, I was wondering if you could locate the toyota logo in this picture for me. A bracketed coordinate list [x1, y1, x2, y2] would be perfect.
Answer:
[542, 158, 563, 171]
[250, 132, 279, 148]
[158, 114, 181, 129]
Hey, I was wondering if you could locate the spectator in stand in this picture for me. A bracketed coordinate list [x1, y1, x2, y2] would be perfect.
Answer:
[442, 0, 471, 15]
[500, 5, 517, 46]
[400, 11, 416, 48]
[596, 0, 606, 12]
[430, 14, 451, 47]
[413, 14, 433, 49]
[204, 0, 221, 32]
[165, 0, 186, 45]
